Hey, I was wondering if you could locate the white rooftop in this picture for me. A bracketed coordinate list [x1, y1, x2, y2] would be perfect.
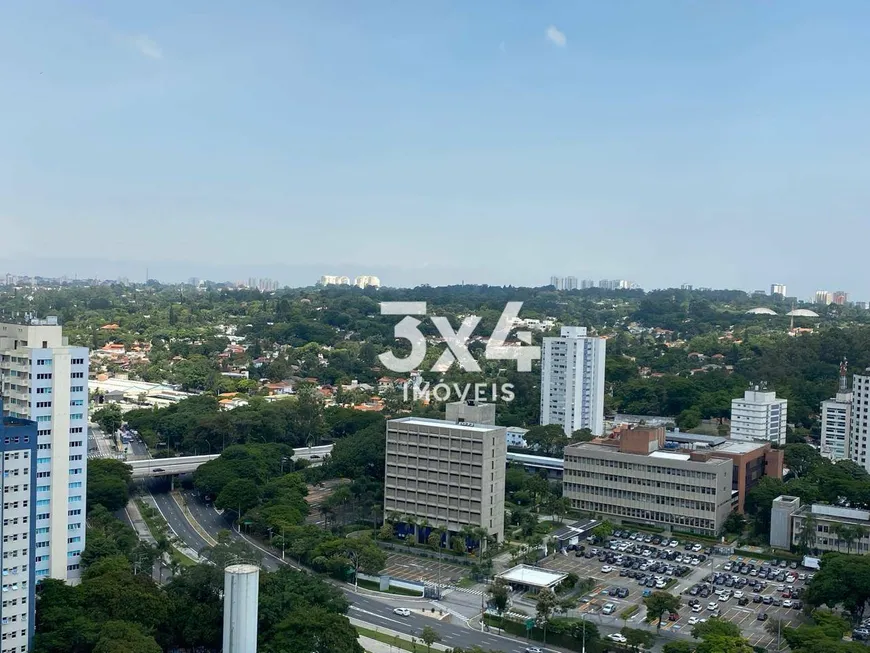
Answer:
[390, 417, 502, 432]
[810, 504, 870, 522]
[649, 451, 691, 461]
[497, 564, 568, 589]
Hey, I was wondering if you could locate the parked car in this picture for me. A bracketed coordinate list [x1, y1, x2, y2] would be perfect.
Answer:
[607, 633, 628, 644]
[393, 608, 411, 617]
[757, 612, 769, 621]
[602, 603, 616, 615]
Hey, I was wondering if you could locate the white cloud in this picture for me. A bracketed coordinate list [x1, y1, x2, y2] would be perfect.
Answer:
[546, 25, 566, 47]
[131, 35, 163, 60]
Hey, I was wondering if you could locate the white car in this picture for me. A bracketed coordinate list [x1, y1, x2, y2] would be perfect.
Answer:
[601, 565, 614, 573]
[707, 602, 718, 611]
[719, 594, 730, 602]
[524, 648, 543, 653]
[669, 540, 679, 548]
[733, 591, 744, 599]
[783, 599, 793, 608]
[607, 633, 628, 644]
[692, 543, 703, 552]
[692, 604, 703, 613]
[393, 608, 411, 617]
[688, 616, 700, 625]
[602, 603, 616, 615]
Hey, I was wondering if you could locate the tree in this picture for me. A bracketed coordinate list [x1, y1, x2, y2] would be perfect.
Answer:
[87, 459, 133, 513]
[215, 478, 260, 516]
[643, 591, 681, 631]
[621, 626, 655, 652]
[93, 621, 162, 653]
[420, 625, 441, 653]
[535, 587, 558, 643]
[722, 511, 746, 536]
[796, 513, 818, 553]
[591, 520, 614, 545]
[571, 428, 595, 442]
[785, 443, 822, 478]
[663, 642, 694, 653]
[744, 476, 786, 535]
[487, 577, 510, 627]
[805, 553, 870, 622]
[676, 408, 702, 430]
[94, 404, 123, 435]
[524, 424, 569, 456]
[259, 606, 363, 653]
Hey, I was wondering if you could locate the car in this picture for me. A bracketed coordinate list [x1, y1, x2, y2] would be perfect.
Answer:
[525, 648, 543, 653]
[733, 591, 744, 599]
[753, 594, 763, 603]
[798, 573, 807, 581]
[854, 629, 870, 642]
[602, 603, 616, 615]
[669, 540, 679, 547]
[783, 599, 793, 608]
[692, 604, 703, 613]
[393, 608, 411, 617]
[618, 588, 629, 599]
[757, 612, 769, 621]
[688, 616, 700, 625]
[668, 612, 679, 621]
[608, 633, 628, 644]
[152, 467, 165, 473]
[779, 561, 788, 568]
[642, 589, 652, 597]
[790, 561, 798, 569]
[763, 596, 772, 604]
[601, 565, 614, 573]
[707, 602, 718, 611]
[692, 543, 703, 552]
[793, 600, 803, 610]
[738, 597, 750, 606]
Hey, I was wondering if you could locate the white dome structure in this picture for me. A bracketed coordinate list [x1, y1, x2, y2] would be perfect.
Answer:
[786, 308, 820, 318]
[745, 307, 778, 315]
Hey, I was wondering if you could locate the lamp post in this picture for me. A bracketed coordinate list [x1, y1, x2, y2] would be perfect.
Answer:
[281, 526, 285, 560]
[347, 550, 360, 592]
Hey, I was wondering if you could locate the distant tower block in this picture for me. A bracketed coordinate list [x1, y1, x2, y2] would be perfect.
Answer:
[223, 564, 260, 653]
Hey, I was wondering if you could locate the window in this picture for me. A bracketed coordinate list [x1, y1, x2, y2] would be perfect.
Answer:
[70, 427, 83, 434]
[70, 441, 82, 448]
[68, 482, 82, 489]
[71, 358, 84, 365]
[35, 528, 48, 535]
[69, 454, 82, 461]
[36, 486, 48, 493]
[35, 402, 51, 408]
[70, 372, 84, 379]
[70, 385, 84, 392]
[70, 468, 82, 475]
[36, 416, 50, 423]
[35, 388, 51, 395]
[35, 360, 51, 366]
[37, 432, 51, 438]
[36, 458, 50, 465]
[35, 373, 52, 380]
[68, 509, 81, 516]
[68, 496, 82, 503]
[35, 500, 49, 508]
[70, 414, 83, 421]
[67, 537, 81, 544]
[70, 399, 83, 407]
[67, 550, 80, 558]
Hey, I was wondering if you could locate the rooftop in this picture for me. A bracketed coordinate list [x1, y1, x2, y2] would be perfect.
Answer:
[389, 416, 503, 433]
[807, 504, 870, 523]
[714, 440, 771, 454]
[496, 564, 568, 589]
[506, 452, 563, 470]
[649, 451, 691, 461]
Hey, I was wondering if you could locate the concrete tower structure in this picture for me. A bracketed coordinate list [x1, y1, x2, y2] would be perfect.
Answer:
[222, 563, 260, 653]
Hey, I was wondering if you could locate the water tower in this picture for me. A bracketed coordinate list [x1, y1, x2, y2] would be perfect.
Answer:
[223, 563, 260, 653]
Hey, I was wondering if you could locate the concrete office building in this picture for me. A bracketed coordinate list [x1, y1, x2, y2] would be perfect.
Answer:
[563, 429, 734, 536]
[821, 360, 852, 461]
[0, 318, 88, 586]
[850, 372, 870, 471]
[788, 500, 870, 555]
[0, 407, 38, 653]
[540, 327, 606, 437]
[769, 495, 801, 549]
[730, 387, 788, 446]
[445, 400, 495, 426]
[384, 417, 506, 543]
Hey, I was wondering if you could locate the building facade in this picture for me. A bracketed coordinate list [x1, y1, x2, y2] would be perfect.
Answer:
[0, 319, 88, 586]
[445, 400, 495, 426]
[540, 327, 606, 437]
[384, 417, 506, 543]
[821, 360, 852, 461]
[0, 408, 37, 653]
[790, 501, 870, 555]
[770, 283, 787, 297]
[769, 495, 801, 549]
[563, 430, 734, 536]
[730, 388, 788, 446]
[850, 372, 870, 471]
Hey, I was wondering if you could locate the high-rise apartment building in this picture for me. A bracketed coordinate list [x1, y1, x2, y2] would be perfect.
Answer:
[549, 276, 561, 290]
[580, 280, 595, 290]
[354, 276, 381, 289]
[540, 327, 606, 436]
[849, 372, 870, 471]
[770, 283, 787, 297]
[730, 387, 788, 446]
[832, 291, 849, 305]
[814, 290, 834, 305]
[383, 417, 506, 544]
[820, 360, 852, 461]
[0, 408, 37, 653]
[563, 276, 578, 291]
[0, 318, 88, 588]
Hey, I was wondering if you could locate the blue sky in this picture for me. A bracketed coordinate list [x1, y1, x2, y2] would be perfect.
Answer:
[2, 1, 870, 296]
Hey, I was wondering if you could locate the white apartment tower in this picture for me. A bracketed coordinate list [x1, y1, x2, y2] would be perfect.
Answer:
[770, 283, 787, 297]
[850, 371, 870, 471]
[820, 359, 852, 461]
[730, 387, 788, 446]
[540, 327, 606, 436]
[0, 318, 88, 589]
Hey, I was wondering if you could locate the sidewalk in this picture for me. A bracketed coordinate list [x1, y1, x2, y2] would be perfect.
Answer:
[125, 500, 156, 546]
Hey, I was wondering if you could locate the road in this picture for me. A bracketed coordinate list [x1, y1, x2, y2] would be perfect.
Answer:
[152, 489, 669, 652]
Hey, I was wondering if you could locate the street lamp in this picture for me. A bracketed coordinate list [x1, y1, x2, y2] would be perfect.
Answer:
[347, 549, 360, 592]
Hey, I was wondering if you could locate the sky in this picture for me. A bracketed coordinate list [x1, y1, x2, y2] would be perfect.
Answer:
[2, 1, 870, 297]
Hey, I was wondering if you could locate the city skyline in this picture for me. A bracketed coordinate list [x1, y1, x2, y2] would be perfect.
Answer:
[4, 3, 870, 296]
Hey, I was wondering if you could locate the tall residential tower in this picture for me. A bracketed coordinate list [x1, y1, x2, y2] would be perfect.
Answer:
[0, 318, 88, 586]
[730, 387, 788, 446]
[820, 359, 852, 461]
[540, 327, 606, 436]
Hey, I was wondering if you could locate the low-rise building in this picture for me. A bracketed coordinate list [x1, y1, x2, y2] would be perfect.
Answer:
[786, 499, 870, 555]
[563, 428, 734, 536]
[770, 495, 801, 549]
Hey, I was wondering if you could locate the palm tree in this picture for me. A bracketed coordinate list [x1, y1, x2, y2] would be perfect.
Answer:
[854, 524, 869, 553]
[832, 522, 848, 553]
[797, 513, 818, 554]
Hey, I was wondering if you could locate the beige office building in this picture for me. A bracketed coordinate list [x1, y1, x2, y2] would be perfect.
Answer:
[563, 429, 734, 536]
[384, 417, 505, 543]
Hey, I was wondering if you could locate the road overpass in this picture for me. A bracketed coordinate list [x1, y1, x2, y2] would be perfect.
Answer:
[129, 444, 335, 479]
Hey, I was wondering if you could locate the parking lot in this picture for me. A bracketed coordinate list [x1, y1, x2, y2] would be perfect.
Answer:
[540, 529, 811, 649]
[382, 552, 469, 587]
